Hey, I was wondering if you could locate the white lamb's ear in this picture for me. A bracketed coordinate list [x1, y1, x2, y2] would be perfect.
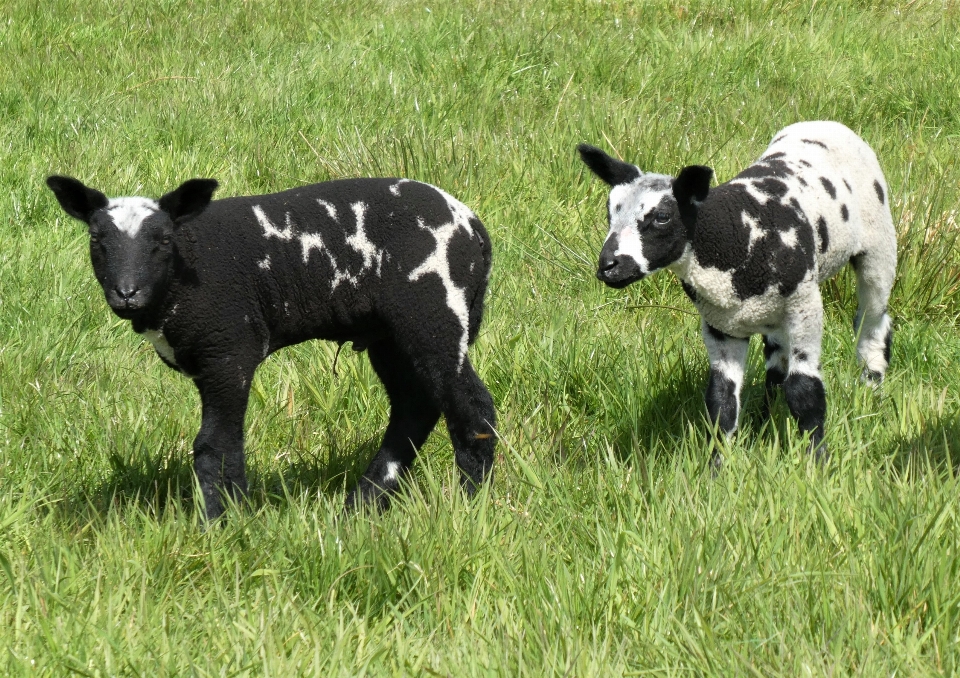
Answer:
[577, 144, 642, 186]
[158, 178, 219, 224]
[672, 165, 713, 206]
[46, 175, 109, 223]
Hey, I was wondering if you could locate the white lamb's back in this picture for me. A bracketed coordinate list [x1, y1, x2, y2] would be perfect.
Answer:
[764, 120, 895, 282]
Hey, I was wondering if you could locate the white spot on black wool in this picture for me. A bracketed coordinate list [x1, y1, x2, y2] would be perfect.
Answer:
[251, 202, 384, 288]
[389, 179, 410, 197]
[141, 329, 177, 367]
[408, 191, 477, 369]
[316, 199, 339, 221]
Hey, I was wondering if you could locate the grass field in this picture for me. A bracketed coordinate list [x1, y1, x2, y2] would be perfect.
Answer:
[2, 0, 960, 674]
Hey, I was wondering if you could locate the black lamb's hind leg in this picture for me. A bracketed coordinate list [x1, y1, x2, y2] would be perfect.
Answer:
[400, 331, 495, 497]
[345, 339, 441, 511]
[193, 371, 253, 521]
[441, 357, 496, 495]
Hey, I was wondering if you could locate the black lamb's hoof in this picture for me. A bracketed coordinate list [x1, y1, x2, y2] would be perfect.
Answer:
[343, 477, 394, 514]
[810, 440, 830, 465]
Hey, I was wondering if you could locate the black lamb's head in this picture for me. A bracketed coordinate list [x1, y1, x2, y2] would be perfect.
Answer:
[578, 143, 712, 288]
[46, 175, 218, 319]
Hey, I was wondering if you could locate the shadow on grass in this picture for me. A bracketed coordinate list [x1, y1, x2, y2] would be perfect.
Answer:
[605, 367, 707, 463]
[55, 433, 384, 521]
[255, 433, 382, 508]
[888, 415, 960, 476]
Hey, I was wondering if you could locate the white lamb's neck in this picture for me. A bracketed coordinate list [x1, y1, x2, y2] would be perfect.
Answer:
[666, 244, 696, 283]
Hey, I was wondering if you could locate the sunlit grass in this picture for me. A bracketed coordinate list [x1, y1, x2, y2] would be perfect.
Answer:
[1, 0, 959, 674]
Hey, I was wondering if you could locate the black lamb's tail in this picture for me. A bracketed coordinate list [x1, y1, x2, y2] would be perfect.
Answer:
[467, 216, 492, 346]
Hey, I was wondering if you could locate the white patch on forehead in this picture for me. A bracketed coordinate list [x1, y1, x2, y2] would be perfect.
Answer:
[107, 197, 159, 238]
[408, 216, 470, 370]
[606, 177, 673, 274]
[257, 255, 271, 270]
[316, 199, 339, 221]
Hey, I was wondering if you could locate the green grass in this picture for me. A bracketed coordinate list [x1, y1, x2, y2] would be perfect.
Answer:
[2, 0, 960, 674]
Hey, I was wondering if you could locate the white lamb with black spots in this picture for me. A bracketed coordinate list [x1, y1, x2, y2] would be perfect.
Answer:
[579, 121, 896, 456]
[47, 175, 496, 519]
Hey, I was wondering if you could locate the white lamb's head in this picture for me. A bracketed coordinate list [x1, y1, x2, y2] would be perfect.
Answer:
[578, 144, 712, 288]
[46, 176, 218, 319]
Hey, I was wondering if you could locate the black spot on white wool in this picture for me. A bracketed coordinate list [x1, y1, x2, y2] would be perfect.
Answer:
[819, 177, 836, 199]
[816, 216, 829, 253]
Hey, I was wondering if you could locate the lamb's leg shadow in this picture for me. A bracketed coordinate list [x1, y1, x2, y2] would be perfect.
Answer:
[609, 367, 709, 464]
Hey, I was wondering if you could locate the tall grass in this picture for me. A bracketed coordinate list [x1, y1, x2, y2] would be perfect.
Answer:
[1, 0, 959, 674]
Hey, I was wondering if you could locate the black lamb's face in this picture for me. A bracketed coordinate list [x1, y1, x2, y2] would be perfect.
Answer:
[46, 176, 218, 319]
[577, 144, 713, 288]
[85, 199, 177, 317]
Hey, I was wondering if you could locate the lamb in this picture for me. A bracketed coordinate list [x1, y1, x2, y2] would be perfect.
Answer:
[46, 174, 496, 519]
[578, 121, 896, 456]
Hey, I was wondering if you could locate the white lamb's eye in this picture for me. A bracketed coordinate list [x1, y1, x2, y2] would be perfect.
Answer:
[654, 211, 671, 224]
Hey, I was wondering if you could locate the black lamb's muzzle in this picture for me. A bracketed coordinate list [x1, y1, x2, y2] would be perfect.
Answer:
[104, 281, 150, 317]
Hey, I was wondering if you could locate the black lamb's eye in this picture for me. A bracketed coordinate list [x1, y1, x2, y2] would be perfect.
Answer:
[654, 211, 671, 224]
[89, 233, 99, 243]
[161, 236, 171, 245]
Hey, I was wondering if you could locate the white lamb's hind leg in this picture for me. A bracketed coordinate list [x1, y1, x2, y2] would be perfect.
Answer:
[852, 250, 895, 383]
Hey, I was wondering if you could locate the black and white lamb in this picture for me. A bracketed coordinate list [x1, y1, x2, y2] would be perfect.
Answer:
[47, 174, 496, 519]
[578, 121, 896, 455]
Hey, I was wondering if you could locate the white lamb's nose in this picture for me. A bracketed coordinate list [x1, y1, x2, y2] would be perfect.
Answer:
[597, 256, 619, 279]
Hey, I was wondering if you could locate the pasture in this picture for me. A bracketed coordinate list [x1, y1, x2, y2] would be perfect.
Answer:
[1, 0, 959, 674]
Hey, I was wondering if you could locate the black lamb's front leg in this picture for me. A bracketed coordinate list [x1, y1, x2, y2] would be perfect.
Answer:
[192, 371, 254, 520]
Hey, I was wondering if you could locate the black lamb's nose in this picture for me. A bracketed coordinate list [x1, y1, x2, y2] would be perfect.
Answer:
[115, 285, 139, 300]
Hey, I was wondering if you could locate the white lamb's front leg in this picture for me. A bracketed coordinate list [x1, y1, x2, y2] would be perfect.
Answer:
[701, 319, 750, 438]
[782, 284, 827, 456]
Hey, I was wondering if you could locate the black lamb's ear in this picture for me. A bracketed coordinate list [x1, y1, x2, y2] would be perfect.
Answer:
[46, 175, 109, 222]
[673, 165, 713, 206]
[158, 178, 219, 224]
[577, 144, 642, 186]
